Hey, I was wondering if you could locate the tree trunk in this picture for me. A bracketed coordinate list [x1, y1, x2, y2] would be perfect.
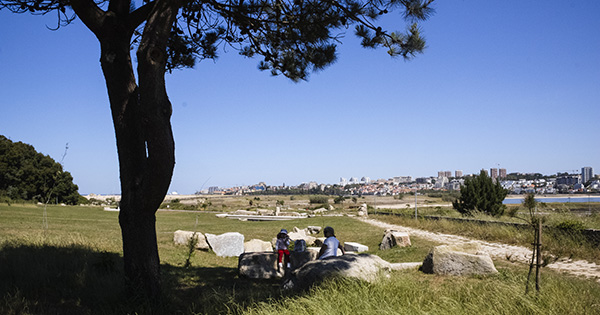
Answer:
[118, 0, 180, 299]
[72, 0, 180, 299]
[535, 219, 542, 292]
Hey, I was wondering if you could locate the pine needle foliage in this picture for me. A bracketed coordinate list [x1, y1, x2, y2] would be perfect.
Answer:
[0, 0, 435, 81]
[453, 170, 508, 217]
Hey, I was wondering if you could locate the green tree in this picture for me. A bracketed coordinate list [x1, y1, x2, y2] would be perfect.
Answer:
[522, 193, 537, 218]
[452, 170, 508, 217]
[1, 0, 434, 298]
[0, 136, 80, 204]
[334, 195, 346, 204]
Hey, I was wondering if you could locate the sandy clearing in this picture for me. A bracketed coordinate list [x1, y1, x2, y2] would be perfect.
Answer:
[358, 217, 600, 283]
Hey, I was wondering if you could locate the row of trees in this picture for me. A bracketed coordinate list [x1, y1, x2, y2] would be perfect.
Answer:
[249, 185, 346, 196]
[0, 135, 81, 204]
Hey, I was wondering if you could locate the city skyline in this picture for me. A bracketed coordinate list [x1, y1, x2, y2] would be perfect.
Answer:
[206, 166, 594, 191]
[1, 1, 599, 194]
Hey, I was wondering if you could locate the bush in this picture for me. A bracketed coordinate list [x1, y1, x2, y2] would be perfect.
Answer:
[78, 195, 90, 205]
[555, 219, 586, 231]
[333, 196, 346, 204]
[309, 195, 329, 204]
[506, 206, 519, 218]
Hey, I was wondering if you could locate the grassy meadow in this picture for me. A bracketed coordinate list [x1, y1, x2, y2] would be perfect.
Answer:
[1, 202, 599, 314]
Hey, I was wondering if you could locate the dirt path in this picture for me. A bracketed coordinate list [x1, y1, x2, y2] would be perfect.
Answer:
[359, 217, 600, 283]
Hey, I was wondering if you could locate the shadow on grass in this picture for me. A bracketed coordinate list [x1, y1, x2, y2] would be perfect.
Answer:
[0, 243, 287, 315]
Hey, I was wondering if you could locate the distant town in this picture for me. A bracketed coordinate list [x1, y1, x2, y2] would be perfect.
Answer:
[195, 167, 598, 196]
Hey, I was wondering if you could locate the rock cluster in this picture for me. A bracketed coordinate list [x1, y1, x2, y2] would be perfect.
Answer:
[175, 227, 499, 288]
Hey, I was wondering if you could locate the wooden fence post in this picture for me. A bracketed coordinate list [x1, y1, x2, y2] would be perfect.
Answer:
[535, 219, 542, 293]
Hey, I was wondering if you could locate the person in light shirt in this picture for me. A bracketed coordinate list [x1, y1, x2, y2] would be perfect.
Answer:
[318, 226, 345, 259]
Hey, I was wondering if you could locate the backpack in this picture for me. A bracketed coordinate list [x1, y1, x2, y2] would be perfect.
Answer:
[294, 239, 307, 252]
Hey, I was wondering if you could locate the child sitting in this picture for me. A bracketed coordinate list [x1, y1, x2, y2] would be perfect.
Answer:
[276, 229, 291, 270]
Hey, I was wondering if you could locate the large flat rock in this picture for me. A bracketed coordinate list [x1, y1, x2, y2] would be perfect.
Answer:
[380, 230, 411, 250]
[244, 239, 273, 253]
[421, 243, 498, 276]
[238, 252, 281, 279]
[206, 232, 245, 257]
[283, 253, 392, 291]
[173, 230, 209, 250]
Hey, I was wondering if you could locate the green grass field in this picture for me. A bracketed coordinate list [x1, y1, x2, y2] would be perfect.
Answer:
[1, 204, 599, 314]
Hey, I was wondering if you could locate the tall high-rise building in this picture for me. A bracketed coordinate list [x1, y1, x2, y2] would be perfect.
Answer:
[582, 167, 593, 184]
[490, 168, 498, 180]
[438, 171, 452, 178]
[455, 170, 463, 178]
[499, 168, 507, 178]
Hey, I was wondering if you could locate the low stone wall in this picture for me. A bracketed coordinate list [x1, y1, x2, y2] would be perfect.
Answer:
[373, 211, 600, 246]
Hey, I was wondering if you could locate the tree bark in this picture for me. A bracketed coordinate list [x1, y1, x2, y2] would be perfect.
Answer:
[71, 0, 180, 299]
[118, 0, 180, 298]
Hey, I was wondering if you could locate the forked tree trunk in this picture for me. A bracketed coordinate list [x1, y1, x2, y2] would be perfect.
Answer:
[119, 0, 180, 299]
[72, 0, 181, 299]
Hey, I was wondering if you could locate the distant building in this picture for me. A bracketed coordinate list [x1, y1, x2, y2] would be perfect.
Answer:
[582, 167, 593, 184]
[499, 168, 507, 178]
[556, 175, 581, 186]
[435, 177, 448, 189]
[455, 170, 463, 178]
[393, 176, 412, 183]
[416, 177, 432, 184]
[447, 179, 463, 191]
[438, 171, 451, 178]
[490, 168, 498, 180]
[208, 186, 220, 194]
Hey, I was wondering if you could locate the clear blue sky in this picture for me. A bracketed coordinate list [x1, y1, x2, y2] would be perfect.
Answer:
[1, 1, 599, 194]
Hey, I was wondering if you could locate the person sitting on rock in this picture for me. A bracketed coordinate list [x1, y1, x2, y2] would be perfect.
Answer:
[276, 228, 291, 270]
[318, 226, 345, 260]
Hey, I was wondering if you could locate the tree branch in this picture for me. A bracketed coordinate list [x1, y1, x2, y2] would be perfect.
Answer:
[108, 0, 130, 16]
[70, 0, 106, 36]
[128, 1, 156, 31]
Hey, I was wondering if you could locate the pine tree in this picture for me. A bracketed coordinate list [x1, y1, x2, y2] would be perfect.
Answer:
[452, 170, 507, 216]
[1, 0, 435, 298]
